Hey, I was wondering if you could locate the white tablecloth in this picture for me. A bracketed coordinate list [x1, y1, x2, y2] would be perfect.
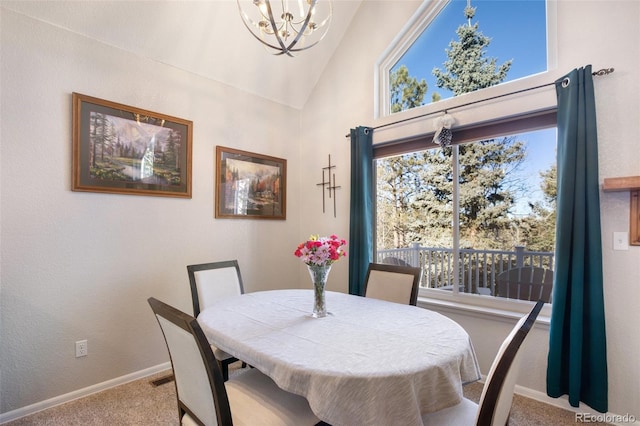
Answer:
[198, 289, 481, 426]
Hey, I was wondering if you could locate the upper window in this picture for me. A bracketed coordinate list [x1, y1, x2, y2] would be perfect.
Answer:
[378, 0, 549, 117]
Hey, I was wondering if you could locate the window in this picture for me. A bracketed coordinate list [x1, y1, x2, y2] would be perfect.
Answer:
[374, 113, 557, 305]
[376, 0, 552, 118]
[373, 0, 557, 311]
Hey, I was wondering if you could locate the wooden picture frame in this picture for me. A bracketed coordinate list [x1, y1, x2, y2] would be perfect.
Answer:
[215, 146, 286, 219]
[72, 93, 192, 198]
[631, 190, 639, 246]
[603, 176, 640, 246]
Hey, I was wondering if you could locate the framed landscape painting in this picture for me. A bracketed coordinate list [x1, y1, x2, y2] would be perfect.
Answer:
[72, 93, 192, 198]
[215, 146, 286, 220]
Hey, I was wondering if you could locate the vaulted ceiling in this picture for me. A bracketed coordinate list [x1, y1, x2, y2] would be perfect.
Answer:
[2, 0, 363, 109]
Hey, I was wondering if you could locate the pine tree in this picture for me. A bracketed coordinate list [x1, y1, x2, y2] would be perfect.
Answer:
[378, 1, 526, 251]
[432, 5, 511, 96]
[390, 65, 427, 113]
[378, 66, 429, 248]
[377, 153, 431, 248]
[425, 2, 521, 249]
[517, 164, 556, 252]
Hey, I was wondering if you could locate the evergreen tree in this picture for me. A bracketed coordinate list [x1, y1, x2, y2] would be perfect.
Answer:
[378, 66, 429, 248]
[517, 164, 556, 252]
[425, 2, 521, 250]
[377, 153, 431, 248]
[378, 1, 527, 251]
[432, 5, 512, 96]
[456, 137, 525, 248]
[390, 65, 427, 113]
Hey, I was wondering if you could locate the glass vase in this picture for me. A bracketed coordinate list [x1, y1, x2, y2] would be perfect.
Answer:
[307, 264, 331, 318]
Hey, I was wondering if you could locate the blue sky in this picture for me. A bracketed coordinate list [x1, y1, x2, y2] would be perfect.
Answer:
[393, 0, 552, 216]
[508, 128, 556, 215]
[393, 0, 547, 103]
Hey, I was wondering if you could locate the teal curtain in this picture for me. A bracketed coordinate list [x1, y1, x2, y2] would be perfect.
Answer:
[546, 65, 607, 413]
[348, 127, 373, 296]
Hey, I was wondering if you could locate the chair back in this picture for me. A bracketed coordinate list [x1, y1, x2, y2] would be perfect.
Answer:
[187, 260, 244, 317]
[148, 297, 232, 426]
[364, 263, 421, 305]
[476, 300, 544, 426]
[496, 267, 553, 303]
[381, 256, 410, 266]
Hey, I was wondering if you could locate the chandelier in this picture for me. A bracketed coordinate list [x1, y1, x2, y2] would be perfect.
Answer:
[237, 0, 333, 57]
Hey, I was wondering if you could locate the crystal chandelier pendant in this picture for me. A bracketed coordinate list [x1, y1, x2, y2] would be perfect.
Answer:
[237, 0, 333, 57]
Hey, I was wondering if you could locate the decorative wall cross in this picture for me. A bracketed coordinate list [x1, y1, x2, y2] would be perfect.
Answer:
[316, 154, 341, 217]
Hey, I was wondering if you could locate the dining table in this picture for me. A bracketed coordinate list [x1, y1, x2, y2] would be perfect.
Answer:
[198, 289, 481, 426]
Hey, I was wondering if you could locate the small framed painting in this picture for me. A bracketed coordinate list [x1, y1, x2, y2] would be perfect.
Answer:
[215, 146, 286, 220]
[72, 93, 192, 198]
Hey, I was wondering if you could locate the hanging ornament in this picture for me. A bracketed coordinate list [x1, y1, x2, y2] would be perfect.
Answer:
[433, 113, 455, 147]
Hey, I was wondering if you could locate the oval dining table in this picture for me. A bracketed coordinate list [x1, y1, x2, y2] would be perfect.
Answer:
[198, 289, 481, 426]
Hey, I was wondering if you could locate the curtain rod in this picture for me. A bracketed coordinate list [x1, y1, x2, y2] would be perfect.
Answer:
[345, 67, 614, 137]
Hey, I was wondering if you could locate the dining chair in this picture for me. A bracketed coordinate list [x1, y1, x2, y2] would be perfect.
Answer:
[148, 297, 321, 426]
[496, 267, 553, 303]
[422, 299, 545, 426]
[363, 263, 422, 306]
[187, 260, 244, 381]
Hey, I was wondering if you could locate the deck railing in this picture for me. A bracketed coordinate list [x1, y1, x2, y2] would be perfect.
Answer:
[377, 244, 554, 296]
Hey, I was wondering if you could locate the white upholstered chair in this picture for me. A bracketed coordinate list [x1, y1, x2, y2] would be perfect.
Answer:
[148, 297, 321, 426]
[187, 260, 244, 380]
[422, 299, 545, 426]
[363, 263, 422, 306]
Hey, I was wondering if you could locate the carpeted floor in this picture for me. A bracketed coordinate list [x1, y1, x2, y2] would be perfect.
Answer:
[5, 363, 611, 426]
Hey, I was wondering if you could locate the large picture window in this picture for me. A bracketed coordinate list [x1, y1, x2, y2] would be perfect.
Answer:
[375, 117, 557, 304]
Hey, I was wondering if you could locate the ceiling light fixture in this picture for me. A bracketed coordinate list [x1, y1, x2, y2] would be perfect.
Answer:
[237, 0, 332, 57]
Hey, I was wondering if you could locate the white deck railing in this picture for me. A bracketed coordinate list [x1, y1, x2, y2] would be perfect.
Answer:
[377, 244, 555, 296]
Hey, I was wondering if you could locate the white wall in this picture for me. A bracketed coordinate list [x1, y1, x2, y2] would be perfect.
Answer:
[298, 2, 425, 293]
[0, 8, 303, 415]
[301, 0, 640, 420]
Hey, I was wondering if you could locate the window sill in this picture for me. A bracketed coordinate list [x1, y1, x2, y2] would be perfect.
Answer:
[416, 289, 551, 327]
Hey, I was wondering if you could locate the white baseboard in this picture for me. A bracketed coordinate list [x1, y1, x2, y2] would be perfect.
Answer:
[0, 362, 171, 424]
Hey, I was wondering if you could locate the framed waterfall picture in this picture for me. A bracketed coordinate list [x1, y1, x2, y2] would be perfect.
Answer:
[72, 93, 193, 198]
[215, 146, 286, 220]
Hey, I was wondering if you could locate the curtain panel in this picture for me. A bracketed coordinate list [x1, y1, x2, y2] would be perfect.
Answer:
[348, 127, 374, 296]
[546, 65, 608, 413]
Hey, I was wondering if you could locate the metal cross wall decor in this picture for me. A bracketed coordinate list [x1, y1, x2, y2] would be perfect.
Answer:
[316, 154, 341, 217]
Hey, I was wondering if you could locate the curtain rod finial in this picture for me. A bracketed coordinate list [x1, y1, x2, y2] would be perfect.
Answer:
[592, 68, 614, 76]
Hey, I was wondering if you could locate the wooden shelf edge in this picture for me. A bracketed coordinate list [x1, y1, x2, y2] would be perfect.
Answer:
[602, 176, 640, 192]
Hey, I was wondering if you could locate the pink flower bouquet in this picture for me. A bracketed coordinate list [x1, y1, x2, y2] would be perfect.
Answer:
[294, 234, 347, 266]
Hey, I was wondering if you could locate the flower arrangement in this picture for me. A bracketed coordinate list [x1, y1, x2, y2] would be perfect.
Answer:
[294, 234, 347, 267]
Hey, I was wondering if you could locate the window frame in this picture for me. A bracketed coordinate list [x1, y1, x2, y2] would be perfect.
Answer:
[373, 111, 557, 318]
[374, 0, 557, 119]
[372, 0, 558, 318]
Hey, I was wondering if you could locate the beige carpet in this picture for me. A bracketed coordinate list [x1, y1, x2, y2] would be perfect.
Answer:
[5, 363, 611, 426]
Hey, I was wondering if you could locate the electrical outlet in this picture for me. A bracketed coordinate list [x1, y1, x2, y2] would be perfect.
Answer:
[75, 340, 88, 358]
[613, 232, 629, 251]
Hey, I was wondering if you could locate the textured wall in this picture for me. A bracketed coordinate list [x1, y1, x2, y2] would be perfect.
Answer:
[0, 9, 302, 414]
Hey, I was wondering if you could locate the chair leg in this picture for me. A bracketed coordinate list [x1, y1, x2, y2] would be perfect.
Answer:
[219, 360, 229, 381]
